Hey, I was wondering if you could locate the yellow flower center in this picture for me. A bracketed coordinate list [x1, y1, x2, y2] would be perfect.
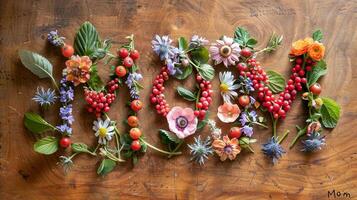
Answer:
[220, 83, 229, 92]
[99, 127, 108, 137]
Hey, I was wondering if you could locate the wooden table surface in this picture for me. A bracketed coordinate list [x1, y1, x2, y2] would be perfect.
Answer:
[1, 0, 356, 199]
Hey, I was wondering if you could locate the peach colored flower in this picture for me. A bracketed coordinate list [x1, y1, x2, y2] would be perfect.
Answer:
[212, 135, 241, 161]
[217, 103, 240, 123]
[308, 42, 325, 61]
[290, 37, 313, 56]
[167, 106, 198, 139]
[65, 55, 92, 86]
[307, 121, 322, 136]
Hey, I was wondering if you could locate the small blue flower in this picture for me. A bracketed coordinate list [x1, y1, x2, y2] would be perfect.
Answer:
[248, 110, 257, 122]
[190, 35, 209, 48]
[188, 136, 213, 165]
[32, 87, 57, 107]
[56, 124, 72, 134]
[301, 132, 326, 152]
[239, 112, 248, 126]
[262, 137, 285, 164]
[125, 72, 143, 88]
[241, 125, 253, 137]
[152, 35, 175, 61]
[47, 30, 65, 47]
[59, 105, 74, 124]
[238, 76, 255, 93]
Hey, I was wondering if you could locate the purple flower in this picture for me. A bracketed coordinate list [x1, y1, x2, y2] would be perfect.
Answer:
[125, 72, 143, 99]
[190, 35, 209, 47]
[262, 137, 285, 164]
[239, 112, 248, 126]
[248, 110, 257, 122]
[56, 124, 72, 134]
[59, 105, 74, 124]
[152, 35, 175, 61]
[47, 30, 65, 47]
[57, 75, 74, 135]
[32, 87, 57, 107]
[241, 125, 253, 137]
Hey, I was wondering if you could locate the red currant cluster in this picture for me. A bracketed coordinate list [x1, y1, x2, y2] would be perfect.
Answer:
[84, 78, 119, 118]
[193, 75, 213, 120]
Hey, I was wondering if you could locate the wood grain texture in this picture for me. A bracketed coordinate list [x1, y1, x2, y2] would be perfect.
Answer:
[0, 0, 356, 199]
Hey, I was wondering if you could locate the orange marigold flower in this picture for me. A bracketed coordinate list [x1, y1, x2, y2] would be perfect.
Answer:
[212, 135, 241, 161]
[65, 55, 92, 86]
[308, 42, 325, 61]
[290, 37, 313, 56]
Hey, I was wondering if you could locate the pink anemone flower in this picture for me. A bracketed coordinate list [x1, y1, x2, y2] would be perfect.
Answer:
[166, 106, 198, 139]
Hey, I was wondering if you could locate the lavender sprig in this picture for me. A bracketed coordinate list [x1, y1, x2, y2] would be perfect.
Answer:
[56, 75, 74, 135]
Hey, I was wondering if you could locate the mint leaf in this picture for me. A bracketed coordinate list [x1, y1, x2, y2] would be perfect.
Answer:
[307, 60, 327, 86]
[177, 86, 196, 101]
[71, 143, 94, 155]
[197, 64, 215, 81]
[174, 65, 192, 80]
[34, 136, 58, 155]
[234, 27, 256, 48]
[178, 37, 188, 50]
[190, 47, 209, 64]
[24, 112, 56, 133]
[87, 65, 103, 91]
[97, 159, 116, 175]
[159, 129, 182, 144]
[267, 70, 286, 93]
[74, 21, 100, 57]
[312, 30, 323, 42]
[320, 97, 341, 128]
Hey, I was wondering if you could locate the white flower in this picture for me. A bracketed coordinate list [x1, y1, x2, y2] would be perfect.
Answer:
[207, 119, 222, 139]
[219, 72, 239, 103]
[93, 118, 115, 145]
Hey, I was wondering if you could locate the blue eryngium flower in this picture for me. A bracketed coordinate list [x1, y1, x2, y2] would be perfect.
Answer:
[301, 132, 326, 152]
[32, 87, 57, 107]
[262, 137, 285, 164]
[188, 136, 213, 165]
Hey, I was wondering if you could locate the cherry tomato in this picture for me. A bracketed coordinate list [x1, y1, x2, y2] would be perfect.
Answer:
[237, 62, 248, 71]
[129, 128, 142, 139]
[131, 140, 141, 151]
[238, 95, 250, 107]
[127, 116, 139, 127]
[123, 57, 133, 67]
[118, 48, 129, 58]
[240, 48, 252, 58]
[229, 127, 241, 138]
[131, 100, 143, 112]
[61, 44, 74, 58]
[130, 49, 140, 60]
[115, 66, 126, 77]
[59, 137, 71, 148]
[309, 83, 322, 95]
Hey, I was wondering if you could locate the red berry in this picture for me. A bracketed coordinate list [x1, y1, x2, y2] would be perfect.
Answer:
[237, 63, 248, 71]
[115, 66, 127, 77]
[118, 48, 129, 58]
[129, 128, 142, 140]
[241, 48, 252, 58]
[131, 140, 141, 151]
[229, 127, 242, 138]
[131, 100, 143, 112]
[295, 58, 303, 64]
[61, 44, 74, 58]
[123, 57, 133, 67]
[238, 95, 250, 107]
[309, 83, 322, 95]
[130, 49, 140, 60]
[59, 137, 71, 148]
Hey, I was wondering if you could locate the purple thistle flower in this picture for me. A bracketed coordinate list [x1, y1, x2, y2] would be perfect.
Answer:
[241, 125, 253, 137]
[32, 87, 57, 107]
[262, 137, 285, 164]
[301, 132, 326, 152]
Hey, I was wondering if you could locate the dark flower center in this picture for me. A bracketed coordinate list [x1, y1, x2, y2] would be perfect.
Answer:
[224, 145, 233, 153]
[220, 45, 232, 57]
[176, 116, 188, 129]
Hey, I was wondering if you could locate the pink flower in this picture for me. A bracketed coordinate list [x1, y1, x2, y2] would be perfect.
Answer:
[167, 106, 198, 139]
[217, 103, 240, 123]
[209, 36, 241, 67]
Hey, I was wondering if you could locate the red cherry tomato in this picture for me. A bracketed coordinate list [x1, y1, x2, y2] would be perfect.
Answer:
[130, 49, 140, 60]
[238, 95, 250, 107]
[123, 57, 133, 67]
[240, 48, 252, 58]
[131, 140, 141, 151]
[229, 127, 242, 138]
[118, 48, 129, 58]
[309, 83, 322, 95]
[127, 116, 139, 127]
[131, 100, 143, 112]
[115, 66, 126, 77]
[59, 137, 71, 148]
[61, 44, 74, 58]
[129, 128, 142, 139]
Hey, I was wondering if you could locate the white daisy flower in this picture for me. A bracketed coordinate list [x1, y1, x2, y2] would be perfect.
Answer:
[93, 118, 115, 145]
[219, 72, 239, 103]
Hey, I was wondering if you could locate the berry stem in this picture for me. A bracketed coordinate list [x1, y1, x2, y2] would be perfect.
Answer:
[251, 121, 268, 129]
[278, 130, 290, 144]
[139, 138, 182, 156]
[289, 126, 307, 149]
[168, 140, 184, 158]
[272, 116, 278, 138]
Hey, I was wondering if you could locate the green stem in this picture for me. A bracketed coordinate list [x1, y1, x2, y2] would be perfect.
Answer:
[251, 121, 268, 129]
[189, 59, 200, 70]
[195, 88, 201, 110]
[139, 138, 182, 156]
[272, 117, 278, 138]
[278, 130, 290, 144]
[289, 127, 307, 149]
[51, 77, 60, 91]
[168, 140, 184, 158]
[68, 152, 79, 160]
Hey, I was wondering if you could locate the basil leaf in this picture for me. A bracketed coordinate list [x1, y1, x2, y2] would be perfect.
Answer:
[197, 111, 210, 130]
[159, 129, 182, 144]
[177, 86, 196, 101]
[87, 65, 103, 91]
[307, 60, 327, 86]
[267, 70, 286, 93]
[33, 136, 58, 155]
[74, 21, 100, 57]
[178, 37, 188, 50]
[174, 65, 192, 80]
[97, 159, 116, 175]
[198, 64, 215, 81]
[18, 50, 57, 88]
[71, 143, 93, 154]
[190, 47, 209, 64]
[24, 112, 56, 133]
[312, 30, 323, 42]
[320, 97, 341, 128]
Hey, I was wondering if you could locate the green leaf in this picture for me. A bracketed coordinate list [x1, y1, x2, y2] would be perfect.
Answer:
[267, 70, 286, 93]
[246, 38, 257, 48]
[33, 136, 58, 155]
[307, 60, 327, 86]
[174, 65, 192, 80]
[177, 86, 196, 101]
[178, 37, 188, 50]
[24, 112, 55, 133]
[312, 30, 323, 42]
[320, 97, 341, 128]
[87, 65, 103, 91]
[234, 27, 252, 46]
[97, 159, 116, 175]
[197, 111, 210, 130]
[190, 47, 209, 64]
[74, 21, 100, 57]
[159, 129, 181, 144]
[71, 143, 93, 154]
[197, 64, 215, 81]
[18, 50, 57, 87]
